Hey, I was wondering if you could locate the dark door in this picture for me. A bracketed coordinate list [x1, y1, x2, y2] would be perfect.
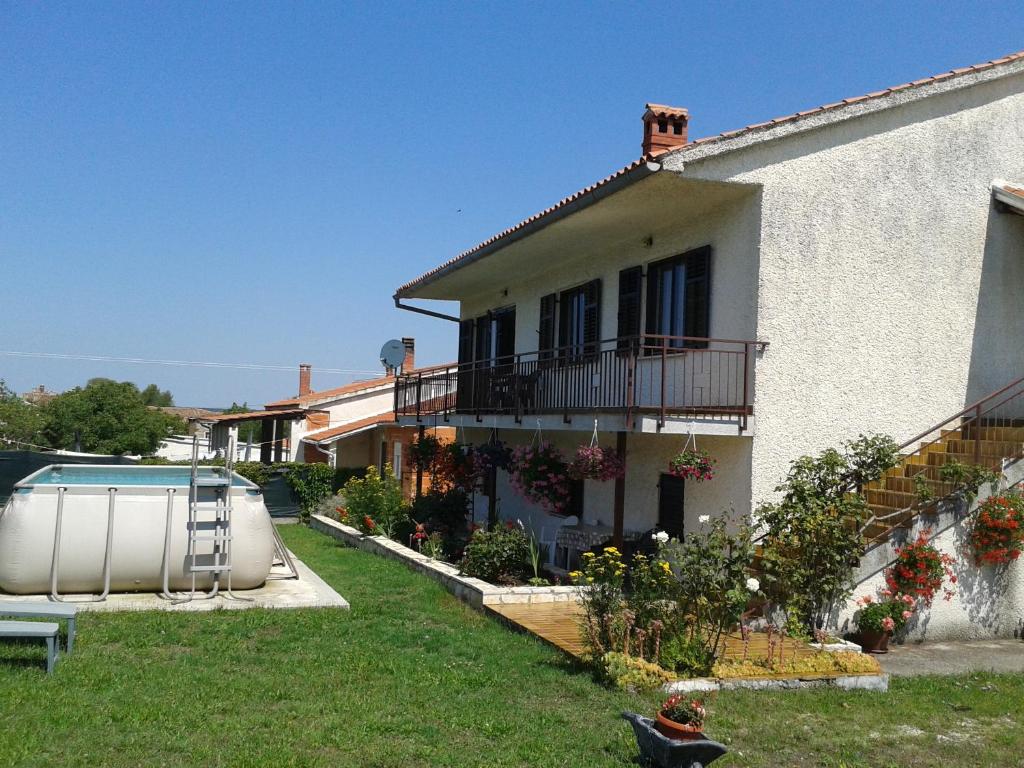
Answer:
[657, 473, 685, 540]
[493, 307, 516, 368]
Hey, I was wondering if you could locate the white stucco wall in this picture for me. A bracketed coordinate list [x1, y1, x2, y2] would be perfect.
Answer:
[290, 386, 395, 462]
[662, 65, 1024, 512]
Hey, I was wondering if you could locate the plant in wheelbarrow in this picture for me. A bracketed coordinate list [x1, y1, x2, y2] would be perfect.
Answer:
[655, 695, 706, 741]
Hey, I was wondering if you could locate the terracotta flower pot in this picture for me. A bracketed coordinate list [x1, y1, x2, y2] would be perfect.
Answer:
[655, 712, 704, 741]
[859, 629, 890, 654]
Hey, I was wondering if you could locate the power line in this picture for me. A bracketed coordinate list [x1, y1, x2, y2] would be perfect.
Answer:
[0, 350, 384, 377]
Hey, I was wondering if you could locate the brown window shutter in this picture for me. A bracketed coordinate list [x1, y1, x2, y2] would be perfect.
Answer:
[458, 320, 474, 365]
[617, 266, 642, 350]
[684, 246, 711, 348]
[474, 314, 492, 363]
[583, 278, 601, 355]
[538, 293, 556, 361]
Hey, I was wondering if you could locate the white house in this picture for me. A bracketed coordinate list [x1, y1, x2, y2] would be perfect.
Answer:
[392, 50, 1024, 581]
[198, 338, 455, 498]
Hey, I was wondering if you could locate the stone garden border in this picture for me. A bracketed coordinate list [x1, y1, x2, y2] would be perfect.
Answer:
[310, 514, 582, 609]
[665, 672, 889, 693]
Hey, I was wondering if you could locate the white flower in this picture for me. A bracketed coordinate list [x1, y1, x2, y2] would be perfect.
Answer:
[746, 577, 760, 593]
[652, 531, 669, 544]
[698, 515, 710, 525]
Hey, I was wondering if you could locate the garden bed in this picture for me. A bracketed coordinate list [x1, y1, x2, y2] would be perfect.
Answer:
[310, 514, 581, 608]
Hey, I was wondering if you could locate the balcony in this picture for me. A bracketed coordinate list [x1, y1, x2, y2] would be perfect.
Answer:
[396, 335, 768, 431]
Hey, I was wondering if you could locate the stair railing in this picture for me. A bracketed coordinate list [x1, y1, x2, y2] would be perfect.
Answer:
[857, 374, 1024, 542]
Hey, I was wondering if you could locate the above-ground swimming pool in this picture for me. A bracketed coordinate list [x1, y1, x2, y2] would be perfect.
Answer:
[0, 464, 276, 595]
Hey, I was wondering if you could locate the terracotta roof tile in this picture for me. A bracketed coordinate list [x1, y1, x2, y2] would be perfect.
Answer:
[395, 49, 1024, 298]
[265, 376, 394, 408]
[303, 413, 397, 444]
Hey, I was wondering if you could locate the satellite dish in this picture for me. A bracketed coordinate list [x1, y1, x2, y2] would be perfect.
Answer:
[379, 339, 406, 371]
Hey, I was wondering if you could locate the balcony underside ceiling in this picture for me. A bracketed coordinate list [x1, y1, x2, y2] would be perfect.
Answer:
[403, 172, 759, 301]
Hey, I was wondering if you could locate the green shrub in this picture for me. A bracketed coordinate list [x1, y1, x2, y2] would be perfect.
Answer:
[333, 466, 367, 492]
[601, 652, 673, 692]
[460, 525, 531, 585]
[234, 461, 271, 487]
[284, 463, 335, 519]
[341, 465, 408, 539]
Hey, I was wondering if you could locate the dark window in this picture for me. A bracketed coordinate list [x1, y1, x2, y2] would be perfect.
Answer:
[645, 245, 711, 349]
[566, 477, 584, 518]
[458, 320, 474, 365]
[658, 119, 668, 133]
[672, 121, 683, 135]
[617, 266, 643, 350]
[538, 293, 556, 362]
[558, 279, 601, 358]
[474, 315, 492, 364]
[657, 473, 685, 539]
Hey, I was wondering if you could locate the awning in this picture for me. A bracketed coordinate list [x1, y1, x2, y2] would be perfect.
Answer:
[302, 413, 396, 446]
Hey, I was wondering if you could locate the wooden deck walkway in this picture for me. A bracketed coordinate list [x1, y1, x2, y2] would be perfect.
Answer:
[488, 601, 819, 663]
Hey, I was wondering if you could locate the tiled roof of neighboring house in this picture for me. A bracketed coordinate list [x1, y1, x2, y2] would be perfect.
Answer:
[265, 376, 394, 408]
[303, 413, 397, 444]
[395, 48, 1024, 298]
[194, 408, 311, 424]
[152, 406, 219, 420]
[265, 363, 457, 409]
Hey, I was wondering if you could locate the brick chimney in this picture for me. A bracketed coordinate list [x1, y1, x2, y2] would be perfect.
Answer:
[642, 103, 689, 156]
[401, 338, 415, 373]
[298, 363, 312, 396]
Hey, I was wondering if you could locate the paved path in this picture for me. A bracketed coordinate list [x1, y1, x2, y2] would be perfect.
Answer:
[878, 639, 1024, 676]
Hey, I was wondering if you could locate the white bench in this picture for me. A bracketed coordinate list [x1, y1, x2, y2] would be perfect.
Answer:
[0, 620, 60, 674]
[0, 603, 78, 653]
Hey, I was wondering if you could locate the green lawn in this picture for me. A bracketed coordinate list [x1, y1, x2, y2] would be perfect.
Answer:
[0, 525, 1020, 767]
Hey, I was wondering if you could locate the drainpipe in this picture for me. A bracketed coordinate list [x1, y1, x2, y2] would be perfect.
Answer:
[393, 298, 460, 323]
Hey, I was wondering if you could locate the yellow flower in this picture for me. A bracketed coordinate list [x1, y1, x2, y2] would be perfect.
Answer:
[582, 551, 595, 558]
[660, 561, 672, 573]
[604, 546, 620, 554]
[568, 571, 582, 580]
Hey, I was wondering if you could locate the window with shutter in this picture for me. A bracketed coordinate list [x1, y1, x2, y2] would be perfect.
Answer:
[617, 266, 642, 351]
[645, 245, 711, 350]
[474, 314, 492, 364]
[557, 279, 601, 359]
[657, 473, 686, 540]
[457, 320, 474, 365]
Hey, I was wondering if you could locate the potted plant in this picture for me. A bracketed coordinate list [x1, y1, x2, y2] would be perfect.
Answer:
[854, 592, 914, 653]
[668, 449, 715, 482]
[970, 494, 1024, 566]
[508, 442, 571, 514]
[568, 444, 625, 482]
[655, 695, 706, 741]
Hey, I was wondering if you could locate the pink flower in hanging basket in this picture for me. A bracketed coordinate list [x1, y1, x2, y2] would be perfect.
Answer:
[568, 445, 625, 482]
[509, 442, 571, 514]
[668, 449, 716, 482]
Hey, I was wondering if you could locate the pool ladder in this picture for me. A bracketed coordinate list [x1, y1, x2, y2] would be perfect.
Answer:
[165, 435, 251, 603]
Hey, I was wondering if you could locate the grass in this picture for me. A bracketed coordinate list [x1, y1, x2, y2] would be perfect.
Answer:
[0, 525, 1020, 767]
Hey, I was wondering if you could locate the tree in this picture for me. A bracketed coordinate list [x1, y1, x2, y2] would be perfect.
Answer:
[223, 402, 261, 444]
[758, 434, 899, 635]
[0, 379, 47, 449]
[43, 379, 185, 456]
[140, 384, 174, 407]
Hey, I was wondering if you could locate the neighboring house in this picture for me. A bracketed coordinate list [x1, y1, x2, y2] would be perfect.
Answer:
[21, 385, 56, 407]
[392, 51, 1024, 564]
[153, 407, 218, 461]
[195, 338, 455, 498]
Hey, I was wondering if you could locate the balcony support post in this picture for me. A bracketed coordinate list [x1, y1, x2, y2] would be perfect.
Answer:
[613, 430, 627, 549]
[415, 424, 425, 500]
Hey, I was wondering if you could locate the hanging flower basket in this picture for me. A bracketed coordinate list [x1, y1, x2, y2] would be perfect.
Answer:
[433, 442, 481, 493]
[884, 529, 956, 606]
[472, 440, 513, 477]
[970, 495, 1024, 566]
[668, 449, 716, 482]
[568, 445, 625, 482]
[409, 434, 442, 472]
[509, 442, 571, 515]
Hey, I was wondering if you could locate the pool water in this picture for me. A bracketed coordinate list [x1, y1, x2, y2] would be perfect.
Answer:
[18, 465, 252, 488]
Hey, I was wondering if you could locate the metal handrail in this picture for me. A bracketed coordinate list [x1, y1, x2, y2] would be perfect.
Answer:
[394, 333, 768, 428]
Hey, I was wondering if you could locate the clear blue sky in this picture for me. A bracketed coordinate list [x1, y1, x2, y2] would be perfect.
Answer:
[2, 2, 1021, 407]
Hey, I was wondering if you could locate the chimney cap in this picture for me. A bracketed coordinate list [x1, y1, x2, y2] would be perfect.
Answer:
[644, 103, 689, 119]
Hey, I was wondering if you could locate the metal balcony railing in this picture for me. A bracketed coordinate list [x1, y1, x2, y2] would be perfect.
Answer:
[396, 335, 768, 430]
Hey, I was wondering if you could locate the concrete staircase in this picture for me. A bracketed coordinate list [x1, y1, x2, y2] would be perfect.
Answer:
[859, 422, 1024, 544]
